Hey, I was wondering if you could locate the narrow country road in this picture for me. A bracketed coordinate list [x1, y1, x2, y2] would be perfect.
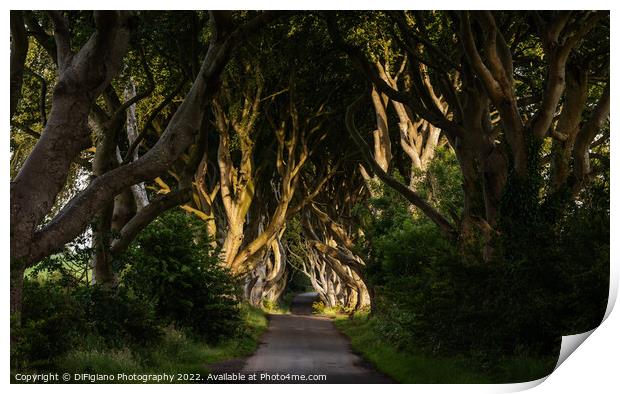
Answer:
[208, 292, 393, 384]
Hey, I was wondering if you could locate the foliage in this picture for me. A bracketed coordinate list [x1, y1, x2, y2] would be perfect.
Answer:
[14, 210, 251, 370]
[335, 313, 557, 383]
[14, 280, 84, 364]
[14, 279, 161, 366]
[14, 305, 267, 382]
[119, 209, 243, 343]
[27, 232, 93, 286]
[312, 300, 351, 317]
[73, 286, 162, 346]
[261, 299, 289, 314]
[355, 149, 609, 365]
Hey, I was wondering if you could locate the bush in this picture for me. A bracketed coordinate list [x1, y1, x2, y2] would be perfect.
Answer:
[356, 152, 608, 364]
[312, 300, 350, 317]
[119, 210, 243, 342]
[14, 279, 160, 365]
[15, 280, 84, 363]
[15, 210, 245, 367]
[72, 285, 161, 346]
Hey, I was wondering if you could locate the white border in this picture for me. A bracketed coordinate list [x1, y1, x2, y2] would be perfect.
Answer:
[2, 1, 617, 393]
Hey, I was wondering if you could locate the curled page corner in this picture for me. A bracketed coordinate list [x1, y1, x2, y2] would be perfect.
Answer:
[550, 270, 618, 374]
[500, 270, 617, 393]
[553, 328, 596, 371]
[499, 376, 549, 393]
[496, 329, 599, 393]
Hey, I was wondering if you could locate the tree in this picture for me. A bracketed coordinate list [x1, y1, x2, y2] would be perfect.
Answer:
[327, 11, 609, 258]
[10, 10, 278, 318]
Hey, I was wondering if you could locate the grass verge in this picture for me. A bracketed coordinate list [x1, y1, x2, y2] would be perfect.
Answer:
[15, 304, 268, 383]
[311, 300, 350, 318]
[261, 293, 297, 315]
[334, 313, 557, 384]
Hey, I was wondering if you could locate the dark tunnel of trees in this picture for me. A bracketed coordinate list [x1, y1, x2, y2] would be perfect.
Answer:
[10, 10, 609, 381]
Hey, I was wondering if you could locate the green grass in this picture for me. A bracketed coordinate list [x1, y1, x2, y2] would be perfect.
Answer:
[311, 300, 350, 318]
[261, 300, 290, 315]
[335, 313, 556, 384]
[17, 303, 268, 383]
[260, 293, 299, 315]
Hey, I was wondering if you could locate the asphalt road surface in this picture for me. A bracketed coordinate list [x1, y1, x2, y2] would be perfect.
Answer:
[208, 292, 393, 384]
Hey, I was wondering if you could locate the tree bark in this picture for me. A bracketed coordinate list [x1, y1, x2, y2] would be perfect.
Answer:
[10, 11, 28, 119]
[11, 11, 132, 316]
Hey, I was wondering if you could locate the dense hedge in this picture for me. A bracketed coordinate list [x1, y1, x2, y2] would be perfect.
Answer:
[14, 210, 242, 366]
[358, 151, 609, 365]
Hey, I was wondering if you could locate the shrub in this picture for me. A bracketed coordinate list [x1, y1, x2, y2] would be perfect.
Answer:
[356, 152, 608, 364]
[14, 279, 161, 365]
[119, 210, 242, 343]
[72, 285, 161, 346]
[14, 279, 84, 363]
